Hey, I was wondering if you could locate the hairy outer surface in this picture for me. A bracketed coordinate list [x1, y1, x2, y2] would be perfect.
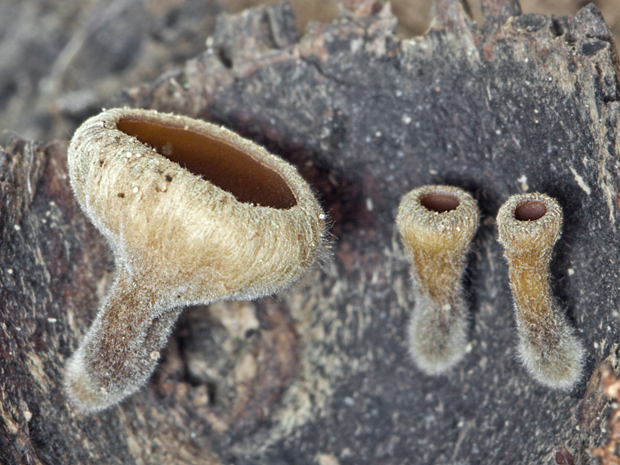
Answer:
[397, 185, 479, 373]
[6, 2, 620, 464]
[65, 107, 327, 412]
[497, 193, 585, 389]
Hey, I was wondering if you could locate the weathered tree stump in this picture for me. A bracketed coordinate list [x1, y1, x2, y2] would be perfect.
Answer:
[3, 0, 620, 463]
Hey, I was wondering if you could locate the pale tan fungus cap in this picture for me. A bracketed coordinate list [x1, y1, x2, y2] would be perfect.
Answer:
[496, 192, 562, 257]
[68, 107, 327, 305]
[397, 184, 480, 258]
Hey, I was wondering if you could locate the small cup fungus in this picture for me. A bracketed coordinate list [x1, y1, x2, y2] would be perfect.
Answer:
[65, 108, 327, 412]
[497, 193, 585, 390]
[396, 185, 480, 373]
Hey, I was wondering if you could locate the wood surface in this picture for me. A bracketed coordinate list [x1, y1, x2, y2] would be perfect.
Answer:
[3, 0, 620, 463]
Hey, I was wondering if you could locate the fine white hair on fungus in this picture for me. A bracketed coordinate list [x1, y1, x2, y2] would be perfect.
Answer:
[396, 185, 480, 374]
[497, 193, 585, 390]
[65, 107, 328, 413]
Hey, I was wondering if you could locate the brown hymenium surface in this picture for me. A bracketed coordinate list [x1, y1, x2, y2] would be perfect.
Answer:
[115, 117, 298, 208]
[3, 0, 620, 464]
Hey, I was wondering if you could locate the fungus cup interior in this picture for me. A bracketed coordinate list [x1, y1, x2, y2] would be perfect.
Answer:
[514, 200, 547, 221]
[117, 118, 297, 209]
[420, 193, 460, 213]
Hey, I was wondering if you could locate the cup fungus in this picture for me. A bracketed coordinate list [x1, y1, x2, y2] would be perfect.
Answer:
[65, 108, 327, 413]
[497, 193, 585, 390]
[396, 185, 479, 373]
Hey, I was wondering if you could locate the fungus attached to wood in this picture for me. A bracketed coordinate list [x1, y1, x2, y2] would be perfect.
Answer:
[396, 185, 480, 373]
[497, 193, 585, 390]
[64, 108, 327, 413]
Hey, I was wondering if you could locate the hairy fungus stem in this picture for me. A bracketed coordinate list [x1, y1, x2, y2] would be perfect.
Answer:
[65, 108, 327, 412]
[396, 185, 479, 373]
[497, 193, 585, 389]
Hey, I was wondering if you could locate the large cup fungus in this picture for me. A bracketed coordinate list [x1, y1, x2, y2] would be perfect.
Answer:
[65, 108, 327, 412]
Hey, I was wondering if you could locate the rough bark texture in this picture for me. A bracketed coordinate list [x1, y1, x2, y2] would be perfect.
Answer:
[3, 0, 620, 463]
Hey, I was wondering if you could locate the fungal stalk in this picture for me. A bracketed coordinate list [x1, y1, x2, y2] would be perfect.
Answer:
[65, 108, 327, 412]
[396, 185, 479, 373]
[497, 193, 585, 389]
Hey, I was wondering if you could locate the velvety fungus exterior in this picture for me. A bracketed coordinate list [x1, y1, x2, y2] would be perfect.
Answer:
[396, 185, 480, 373]
[65, 107, 327, 413]
[497, 192, 585, 390]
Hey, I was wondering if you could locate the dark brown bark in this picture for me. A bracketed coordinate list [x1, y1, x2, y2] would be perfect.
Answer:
[3, 1, 620, 463]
